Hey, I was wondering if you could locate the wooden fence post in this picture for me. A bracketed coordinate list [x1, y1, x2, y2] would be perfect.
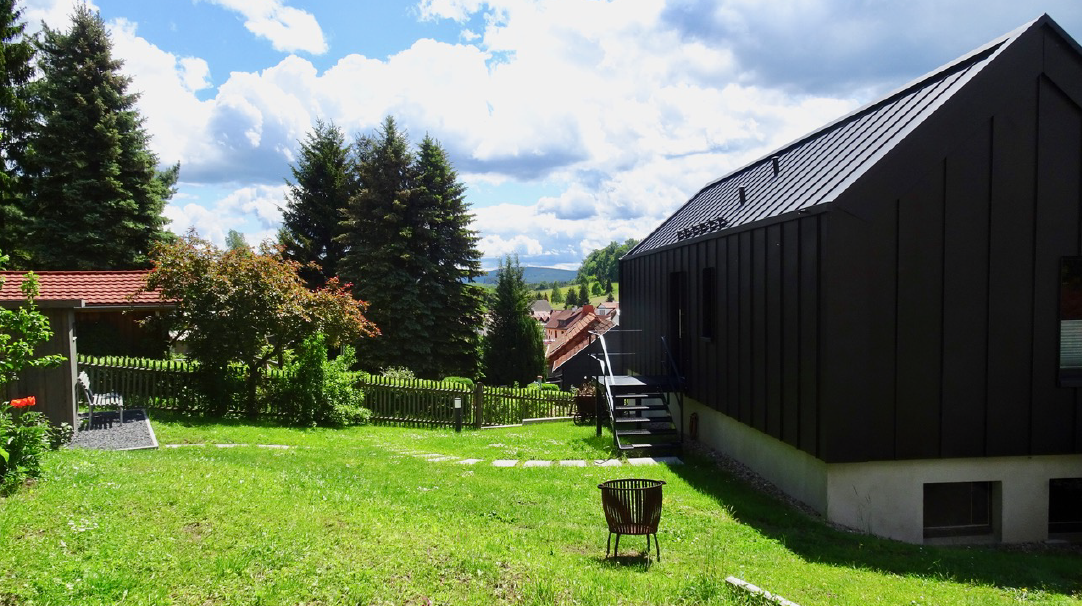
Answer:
[474, 382, 483, 428]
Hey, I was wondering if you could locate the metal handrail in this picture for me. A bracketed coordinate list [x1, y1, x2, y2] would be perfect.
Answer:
[593, 331, 619, 446]
[660, 336, 686, 443]
[660, 336, 684, 388]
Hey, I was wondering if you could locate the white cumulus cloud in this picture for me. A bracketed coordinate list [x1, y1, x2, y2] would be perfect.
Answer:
[204, 0, 328, 54]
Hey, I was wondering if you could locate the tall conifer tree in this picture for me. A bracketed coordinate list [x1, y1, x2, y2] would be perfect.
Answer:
[26, 5, 177, 269]
[413, 134, 485, 378]
[278, 119, 353, 289]
[0, 0, 34, 265]
[483, 255, 544, 386]
[337, 117, 430, 372]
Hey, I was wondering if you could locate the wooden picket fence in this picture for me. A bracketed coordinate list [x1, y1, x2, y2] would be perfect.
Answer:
[77, 355, 575, 427]
[353, 375, 575, 427]
[78, 355, 197, 411]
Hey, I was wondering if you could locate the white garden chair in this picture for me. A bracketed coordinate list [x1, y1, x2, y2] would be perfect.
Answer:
[77, 371, 124, 426]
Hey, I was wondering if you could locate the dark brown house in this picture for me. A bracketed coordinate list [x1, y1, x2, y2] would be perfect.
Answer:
[619, 15, 1082, 544]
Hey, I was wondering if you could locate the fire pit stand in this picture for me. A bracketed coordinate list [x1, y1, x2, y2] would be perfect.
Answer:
[598, 478, 665, 560]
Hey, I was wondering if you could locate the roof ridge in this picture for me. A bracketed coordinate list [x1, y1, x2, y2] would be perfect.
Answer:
[626, 16, 1046, 259]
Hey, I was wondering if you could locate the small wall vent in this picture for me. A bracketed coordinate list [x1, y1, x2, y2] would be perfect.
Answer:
[738, 186, 747, 206]
[771, 156, 780, 177]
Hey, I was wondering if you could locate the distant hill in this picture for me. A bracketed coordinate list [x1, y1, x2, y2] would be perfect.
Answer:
[472, 266, 577, 285]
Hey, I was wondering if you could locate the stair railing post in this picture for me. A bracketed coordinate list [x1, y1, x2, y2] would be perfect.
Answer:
[595, 381, 603, 437]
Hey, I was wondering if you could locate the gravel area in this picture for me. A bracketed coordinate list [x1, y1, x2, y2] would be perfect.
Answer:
[70, 409, 159, 451]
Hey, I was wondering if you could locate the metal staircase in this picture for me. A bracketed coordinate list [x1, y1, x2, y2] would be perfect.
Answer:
[593, 332, 684, 454]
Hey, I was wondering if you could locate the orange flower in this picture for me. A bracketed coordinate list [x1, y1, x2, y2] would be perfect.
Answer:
[10, 396, 36, 408]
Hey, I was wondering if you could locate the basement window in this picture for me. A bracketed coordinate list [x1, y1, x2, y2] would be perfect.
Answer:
[701, 267, 716, 341]
[1049, 478, 1082, 535]
[1059, 257, 1082, 386]
[923, 481, 995, 539]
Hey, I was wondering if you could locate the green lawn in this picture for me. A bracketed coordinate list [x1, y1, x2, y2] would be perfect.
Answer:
[0, 418, 1079, 605]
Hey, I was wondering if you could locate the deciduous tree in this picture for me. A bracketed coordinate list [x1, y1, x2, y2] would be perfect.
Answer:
[576, 239, 639, 285]
[146, 232, 377, 417]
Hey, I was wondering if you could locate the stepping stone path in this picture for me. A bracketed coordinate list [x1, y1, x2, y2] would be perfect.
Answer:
[161, 443, 684, 468]
[396, 450, 683, 468]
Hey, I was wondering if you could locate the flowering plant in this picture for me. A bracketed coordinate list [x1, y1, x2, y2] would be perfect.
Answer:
[1, 396, 49, 495]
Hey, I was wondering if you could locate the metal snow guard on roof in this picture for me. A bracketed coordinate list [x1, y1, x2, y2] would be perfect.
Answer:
[625, 18, 1046, 258]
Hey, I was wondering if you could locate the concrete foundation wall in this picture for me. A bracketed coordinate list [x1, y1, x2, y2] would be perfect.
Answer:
[685, 400, 1082, 545]
[683, 398, 828, 514]
[827, 454, 1082, 544]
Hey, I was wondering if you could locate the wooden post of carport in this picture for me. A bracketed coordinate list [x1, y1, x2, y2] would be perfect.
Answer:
[1, 298, 83, 428]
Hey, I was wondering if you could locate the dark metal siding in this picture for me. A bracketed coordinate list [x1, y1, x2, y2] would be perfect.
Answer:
[621, 24, 1082, 464]
[622, 216, 822, 453]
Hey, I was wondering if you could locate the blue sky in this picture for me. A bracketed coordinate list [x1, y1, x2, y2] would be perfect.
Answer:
[19, 0, 1082, 269]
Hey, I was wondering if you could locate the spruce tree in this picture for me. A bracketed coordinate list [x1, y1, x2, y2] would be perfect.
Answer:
[26, 5, 177, 269]
[564, 284, 578, 308]
[338, 117, 429, 373]
[550, 284, 564, 305]
[578, 282, 590, 306]
[413, 134, 484, 378]
[483, 255, 544, 386]
[0, 0, 34, 265]
[278, 119, 353, 289]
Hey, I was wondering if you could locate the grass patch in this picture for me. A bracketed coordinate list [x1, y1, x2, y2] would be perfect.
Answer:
[0, 421, 1079, 605]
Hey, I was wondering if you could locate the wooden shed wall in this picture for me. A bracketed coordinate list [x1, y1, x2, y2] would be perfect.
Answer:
[3, 309, 77, 427]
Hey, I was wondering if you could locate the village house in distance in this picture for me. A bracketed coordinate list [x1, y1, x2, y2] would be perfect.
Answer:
[618, 15, 1082, 544]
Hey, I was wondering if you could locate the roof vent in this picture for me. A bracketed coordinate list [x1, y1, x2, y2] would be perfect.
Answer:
[738, 186, 747, 206]
[771, 156, 780, 177]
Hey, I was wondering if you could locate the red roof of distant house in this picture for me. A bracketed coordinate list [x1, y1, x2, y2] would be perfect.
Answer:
[544, 305, 594, 331]
[547, 308, 613, 371]
[0, 270, 167, 307]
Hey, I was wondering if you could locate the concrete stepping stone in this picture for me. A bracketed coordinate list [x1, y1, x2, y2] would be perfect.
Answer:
[595, 459, 622, 467]
[559, 460, 587, 467]
[458, 458, 484, 465]
[257, 444, 290, 449]
[214, 444, 240, 448]
[492, 459, 519, 467]
[523, 460, 553, 467]
[425, 455, 458, 462]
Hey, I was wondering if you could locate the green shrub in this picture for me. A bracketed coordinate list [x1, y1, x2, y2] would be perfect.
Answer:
[380, 367, 416, 381]
[526, 382, 560, 391]
[46, 422, 73, 450]
[0, 401, 50, 496]
[442, 376, 474, 387]
[267, 335, 370, 427]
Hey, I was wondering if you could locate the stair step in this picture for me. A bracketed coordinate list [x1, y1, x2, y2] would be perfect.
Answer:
[611, 393, 660, 399]
[618, 442, 681, 451]
[613, 404, 667, 412]
[616, 428, 678, 436]
[613, 416, 673, 425]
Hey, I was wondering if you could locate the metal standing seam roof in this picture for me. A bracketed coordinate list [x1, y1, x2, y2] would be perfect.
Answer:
[626, 18, 1041, 258]
[0, 270, 168, 307]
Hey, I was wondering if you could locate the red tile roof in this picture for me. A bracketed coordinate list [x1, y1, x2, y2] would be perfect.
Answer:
[546, 310, 613, 372]
[0, 271, 167, 307]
